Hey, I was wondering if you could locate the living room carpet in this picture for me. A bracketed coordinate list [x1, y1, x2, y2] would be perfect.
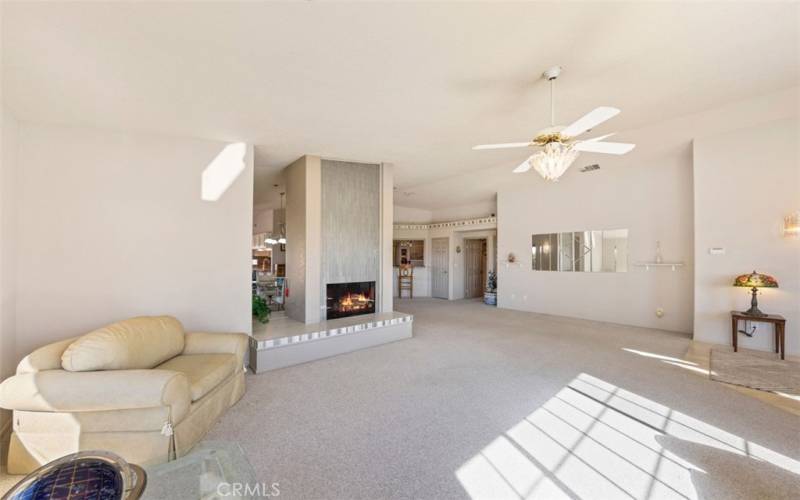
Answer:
[710, 349, 800, 396]
[206, 299, 800, 500]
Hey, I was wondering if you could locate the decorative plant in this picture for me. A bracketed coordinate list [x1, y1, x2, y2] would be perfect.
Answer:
[486, 271, 497, 292]
[252, 295, 271, 324]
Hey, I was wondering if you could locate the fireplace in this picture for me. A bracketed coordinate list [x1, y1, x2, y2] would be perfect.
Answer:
[326, 281, 376, 320]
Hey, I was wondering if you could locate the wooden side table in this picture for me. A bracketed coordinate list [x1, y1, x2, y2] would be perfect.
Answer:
[730, 311, 786, 360]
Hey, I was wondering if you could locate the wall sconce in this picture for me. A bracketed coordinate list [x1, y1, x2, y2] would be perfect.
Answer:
[785, 211, 800, 239]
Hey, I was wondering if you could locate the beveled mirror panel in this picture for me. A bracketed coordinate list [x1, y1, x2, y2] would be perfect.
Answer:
[532, 229, 628, 272]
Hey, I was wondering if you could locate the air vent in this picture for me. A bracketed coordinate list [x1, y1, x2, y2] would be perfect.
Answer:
[580, 164, 600, 173]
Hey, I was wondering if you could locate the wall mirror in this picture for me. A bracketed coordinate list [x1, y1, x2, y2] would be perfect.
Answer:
[531, 229, 628, 272]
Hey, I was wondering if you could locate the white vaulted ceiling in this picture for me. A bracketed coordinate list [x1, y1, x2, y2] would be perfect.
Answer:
[3, 2, 798, 208]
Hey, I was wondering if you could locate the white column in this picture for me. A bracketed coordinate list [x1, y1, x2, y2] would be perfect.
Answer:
[379, 163, 394, 313]
[305, 156, 322, 323]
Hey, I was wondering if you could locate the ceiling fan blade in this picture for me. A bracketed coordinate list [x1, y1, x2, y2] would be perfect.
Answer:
[581, 133, 615, 143]
[561, 107, 620, 138]
[512, 158, 532, 173]
[574, 141, 635, 155]
[473, 142, 532, 150]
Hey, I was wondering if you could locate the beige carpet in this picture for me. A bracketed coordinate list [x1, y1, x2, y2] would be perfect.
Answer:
[204, 299, 800, 500]
[711, 349, 800, 396]
[3, 300, 798, 498]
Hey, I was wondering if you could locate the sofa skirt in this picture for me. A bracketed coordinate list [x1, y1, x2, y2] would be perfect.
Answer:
[6, 369, 245, 474]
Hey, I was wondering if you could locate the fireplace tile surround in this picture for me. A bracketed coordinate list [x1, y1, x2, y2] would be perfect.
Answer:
[286, 156, 392, 324]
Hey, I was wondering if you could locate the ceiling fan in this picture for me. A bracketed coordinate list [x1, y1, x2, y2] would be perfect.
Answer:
[473, 66, 635, 181]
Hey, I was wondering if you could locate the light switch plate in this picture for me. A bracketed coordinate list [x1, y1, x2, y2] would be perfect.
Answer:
[708, 247, 726, 255]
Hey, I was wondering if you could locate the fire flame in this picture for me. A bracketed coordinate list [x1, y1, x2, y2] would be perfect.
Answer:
[339, 293, 372, 311]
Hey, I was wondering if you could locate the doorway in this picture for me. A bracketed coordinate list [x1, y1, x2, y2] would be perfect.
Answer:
[464, 238, 487, 298]
[431, 237, 449, 299]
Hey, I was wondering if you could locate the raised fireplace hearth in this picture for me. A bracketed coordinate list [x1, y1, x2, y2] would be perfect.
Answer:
[327, 281, 375, 320]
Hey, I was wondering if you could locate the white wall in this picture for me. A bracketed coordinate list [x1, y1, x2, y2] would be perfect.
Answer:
[285, 156, 310, 322]
[498, 153, 695, 333]
[497, 87, 799, 334]
[694, 117, 799, 355]
[253, 206, 274, 234]
[394, 202, 496, 225]
[1, 108, 18, 381]
[380, 165, 394, 314]
[431, 200, 496, 222]
[1, 107, 20, 450]
[394, 205, 432, 224]
[12, 123, 254, 359]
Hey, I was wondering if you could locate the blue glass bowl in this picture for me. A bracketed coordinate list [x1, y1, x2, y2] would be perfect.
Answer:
[3, 451, 146, 500]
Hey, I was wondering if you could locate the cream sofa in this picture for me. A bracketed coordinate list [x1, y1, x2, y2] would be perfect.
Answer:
[0, 316, 248, 474]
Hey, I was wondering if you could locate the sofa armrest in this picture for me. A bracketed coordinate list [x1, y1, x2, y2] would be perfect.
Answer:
[16, 336, 81, 374]
[0, 369, 191, 423]
[183, 332, 249, 365]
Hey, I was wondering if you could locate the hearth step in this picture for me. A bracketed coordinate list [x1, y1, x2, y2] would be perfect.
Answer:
[249, 312, 414, 373]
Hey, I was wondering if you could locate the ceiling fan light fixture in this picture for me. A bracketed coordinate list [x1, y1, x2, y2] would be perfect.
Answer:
[472, 66, 634, 182]
[529, 141, 579, 181]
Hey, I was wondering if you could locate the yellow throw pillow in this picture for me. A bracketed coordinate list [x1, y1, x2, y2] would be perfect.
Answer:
[62, 316, 185, 371]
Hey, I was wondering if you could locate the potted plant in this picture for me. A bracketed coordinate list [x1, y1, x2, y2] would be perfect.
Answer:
[252, 294, 271, 324]
[484, 271, 497, 305]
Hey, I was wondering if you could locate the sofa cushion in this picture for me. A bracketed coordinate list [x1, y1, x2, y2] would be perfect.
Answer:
[61, 316, 185, 372]
[157, 354, 238, 402]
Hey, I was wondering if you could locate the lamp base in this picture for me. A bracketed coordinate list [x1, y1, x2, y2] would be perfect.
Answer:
[742, 286, 767, 317]
[741, 306, 767, 317]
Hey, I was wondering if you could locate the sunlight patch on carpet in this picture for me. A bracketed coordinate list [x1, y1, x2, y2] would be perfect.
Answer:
[456, 373, 800, 499]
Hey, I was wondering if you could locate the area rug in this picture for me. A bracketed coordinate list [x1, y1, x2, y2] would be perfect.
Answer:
[710, 349, 800, 396]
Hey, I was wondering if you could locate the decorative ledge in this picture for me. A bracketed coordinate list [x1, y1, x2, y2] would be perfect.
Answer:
[394, 216, 496, 231]
[251, 312, 413, 351]
[634, 262, 685, 271]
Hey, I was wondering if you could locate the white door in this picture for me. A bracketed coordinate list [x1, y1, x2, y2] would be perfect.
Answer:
[431, 237, 449, 299]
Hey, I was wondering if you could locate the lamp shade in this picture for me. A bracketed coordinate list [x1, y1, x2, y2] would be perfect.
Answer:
[733, 271, 778, 289]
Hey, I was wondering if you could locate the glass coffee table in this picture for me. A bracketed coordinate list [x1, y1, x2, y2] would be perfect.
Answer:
[143, 442, 258, 500]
